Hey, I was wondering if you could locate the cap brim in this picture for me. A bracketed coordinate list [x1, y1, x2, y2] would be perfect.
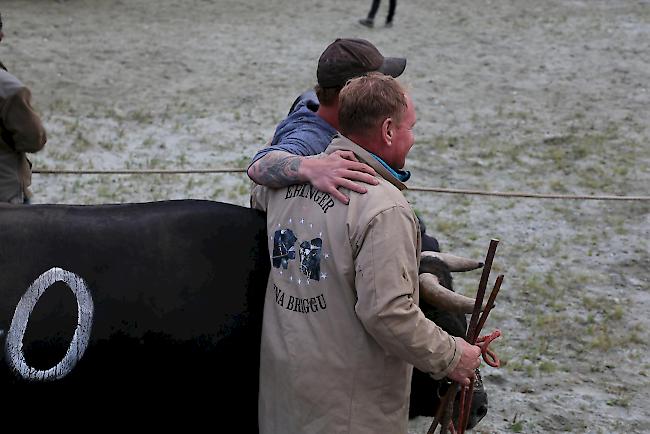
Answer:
[378, 57, 407, 78]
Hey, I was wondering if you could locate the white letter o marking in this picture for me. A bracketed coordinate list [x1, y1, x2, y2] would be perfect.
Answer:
[6, 267, 94, 381]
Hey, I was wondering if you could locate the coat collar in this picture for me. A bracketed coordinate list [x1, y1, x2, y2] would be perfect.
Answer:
[325, 135, 408, 191]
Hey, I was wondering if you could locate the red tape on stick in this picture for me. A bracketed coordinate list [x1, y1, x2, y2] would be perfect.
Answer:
[476, 329, 501, 368]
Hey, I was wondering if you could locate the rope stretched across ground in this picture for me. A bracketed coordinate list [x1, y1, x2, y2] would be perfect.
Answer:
[33, 168, 650, 201]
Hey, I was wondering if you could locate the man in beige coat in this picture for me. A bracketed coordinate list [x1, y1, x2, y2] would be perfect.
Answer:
[252, 73, 480, 434]
[0, 12, 47, 204]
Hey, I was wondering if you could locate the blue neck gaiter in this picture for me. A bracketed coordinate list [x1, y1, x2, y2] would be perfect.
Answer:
[369, 153, 411, 182]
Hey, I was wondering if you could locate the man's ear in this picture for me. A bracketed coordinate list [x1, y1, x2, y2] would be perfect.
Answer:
[381, 117, 394, 146]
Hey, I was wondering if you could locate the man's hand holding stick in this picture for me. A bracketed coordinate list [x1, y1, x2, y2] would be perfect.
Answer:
[430, 239, 504, 434]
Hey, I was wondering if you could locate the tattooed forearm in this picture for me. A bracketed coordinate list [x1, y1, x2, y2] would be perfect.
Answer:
[249, 151, 305, 188]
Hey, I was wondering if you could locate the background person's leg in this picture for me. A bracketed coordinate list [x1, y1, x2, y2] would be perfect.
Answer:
[368, 0, 381, 19]
[359, 0, 381, 27]
[386, 0, 397, 26]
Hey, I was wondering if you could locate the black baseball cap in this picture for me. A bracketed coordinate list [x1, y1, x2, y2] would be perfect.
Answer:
[316, 38, 407, 88]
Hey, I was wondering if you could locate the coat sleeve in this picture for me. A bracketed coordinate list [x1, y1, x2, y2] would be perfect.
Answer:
[1, 87, 47, 153]
[250, 184, 270, 212]
[354, 206, 461, 379]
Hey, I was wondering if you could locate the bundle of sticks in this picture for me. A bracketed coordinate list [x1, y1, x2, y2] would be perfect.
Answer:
[428, 239, 504, 434]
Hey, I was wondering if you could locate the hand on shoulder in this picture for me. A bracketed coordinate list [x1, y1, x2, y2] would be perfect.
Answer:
[302, 150, 379, 204]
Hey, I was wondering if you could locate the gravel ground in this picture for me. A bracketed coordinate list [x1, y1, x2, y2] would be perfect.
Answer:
[2, 0, 649, 432]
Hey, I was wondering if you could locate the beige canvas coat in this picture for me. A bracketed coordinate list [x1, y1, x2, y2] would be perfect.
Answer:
[251, 135, 461, 434]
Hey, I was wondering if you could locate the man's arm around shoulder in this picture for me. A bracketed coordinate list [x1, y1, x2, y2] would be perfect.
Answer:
[247, 148, 379, 204]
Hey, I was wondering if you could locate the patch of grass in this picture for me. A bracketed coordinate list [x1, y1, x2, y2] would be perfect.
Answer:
[98, 140, 120, 151]
[237, 180, 250, 197]
[130, 109, 154, 124]
[605, 304, 624, 321]
[421, 135, 459, 152]
[142, 136, 156, 148]
[571, 111, 585, 120]
[49, 98, 76, 115]
[435, 218, 468, 235]
[538, 360, 556, 373]
[583, 295, 627, 325]
[521, 274, 555, 302]
[63, 118, 81, 135]
[73, 131, 93, 150]
[628, 326, 645, 345]
[509, 420, 525, 432]
[185, 177, 196, 191]
[177, 153, 189, 166]
[145, 157, 164, 169]
[211, 187, 224, 199]
[549, 178, 569, 192]
[451, 204, 470, 217]
[104, 107, 126, 121]
[589, 325, 614, 351]
[506, 110, 532, 121]
[534, 313, 565, 334]
[606, 396, 631, 408]
[613, 165, 629, 177]
[233, 155, 250, 168]
[96, 182, 118, 202]
[476, 145, 497, 159]
[508, 414, 527, 432]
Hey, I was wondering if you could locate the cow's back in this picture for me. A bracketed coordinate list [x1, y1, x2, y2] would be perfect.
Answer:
[0, 200, 269, 429]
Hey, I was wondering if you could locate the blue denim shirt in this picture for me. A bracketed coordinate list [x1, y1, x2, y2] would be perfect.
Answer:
[249, 90, 338, 165]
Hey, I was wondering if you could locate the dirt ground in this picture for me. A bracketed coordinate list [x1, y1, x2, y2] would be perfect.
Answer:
[2, 0, 649, 432]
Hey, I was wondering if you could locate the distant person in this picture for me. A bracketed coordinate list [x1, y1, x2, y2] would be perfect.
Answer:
[251, 72, 481, 433]
[0, 12, 47, 204]
[247, 38, 406, 204]
[359, 0, 397, 28]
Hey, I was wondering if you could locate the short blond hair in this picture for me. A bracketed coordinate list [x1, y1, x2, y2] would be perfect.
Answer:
[338, 72, 407, 136]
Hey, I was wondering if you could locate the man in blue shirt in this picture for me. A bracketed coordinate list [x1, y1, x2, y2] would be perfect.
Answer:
[247, 38, 407, 204]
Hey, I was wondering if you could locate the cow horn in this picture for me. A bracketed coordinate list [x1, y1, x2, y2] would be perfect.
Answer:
[419, 273, 486, 314]
[420, 251, 484, 272]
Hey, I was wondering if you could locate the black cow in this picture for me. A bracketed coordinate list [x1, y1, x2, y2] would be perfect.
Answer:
[413, 218, 489, 430]
[0, 200, 485, 429]
[0, 200, 268, 427]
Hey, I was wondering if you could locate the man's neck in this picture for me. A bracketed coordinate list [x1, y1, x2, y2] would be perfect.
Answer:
[348, 133, 383, 159]
[316, 103, 340, 131]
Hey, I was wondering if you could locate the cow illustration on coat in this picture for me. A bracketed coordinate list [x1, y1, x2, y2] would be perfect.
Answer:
[0, 200, 487, 429]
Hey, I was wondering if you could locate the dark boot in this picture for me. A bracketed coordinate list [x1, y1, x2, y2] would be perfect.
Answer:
[359, 18, 374, 28]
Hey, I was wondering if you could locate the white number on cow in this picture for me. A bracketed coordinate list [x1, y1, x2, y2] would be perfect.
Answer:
[6, 267, 94, 381]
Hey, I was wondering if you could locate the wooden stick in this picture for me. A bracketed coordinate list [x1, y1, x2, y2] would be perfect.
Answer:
[467, 239, 499, 343]
[440, 387, 457, 434]
[459, 379, 476, 434]
[457, 386, 467, 434]
[458, 239, 499, 433]
[459, 277, 504, 432]
[475, 274, 503, 335]
[458, 276, 504, 433]
[428, 385, 456, 434]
